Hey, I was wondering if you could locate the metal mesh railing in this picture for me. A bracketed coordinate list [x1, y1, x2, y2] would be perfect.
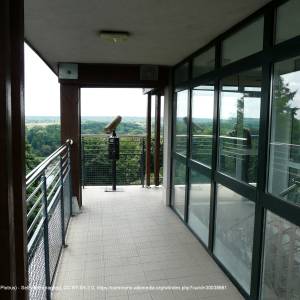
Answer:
[48, 203, 63, 280]
[81, 134, 164, 187]
[26, 140, 73, 299]
[27, 229, 46, 300]
[81, 135, 146, 186]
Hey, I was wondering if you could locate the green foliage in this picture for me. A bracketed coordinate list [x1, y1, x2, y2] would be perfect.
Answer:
[26, 124, 61, 158]
[24, 120, 148, 175]
[82, 135, 146, 185]
[81, 121, 145, 135]
[25, 140, 41, 173]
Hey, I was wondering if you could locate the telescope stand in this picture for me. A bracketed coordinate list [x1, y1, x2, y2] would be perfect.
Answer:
[105, 130, 123, 192]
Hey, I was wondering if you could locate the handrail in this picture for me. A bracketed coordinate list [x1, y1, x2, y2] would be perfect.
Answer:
[270, 142, 300, 148]
[26, 139, 73, 186]
[26, 139, 73, 299]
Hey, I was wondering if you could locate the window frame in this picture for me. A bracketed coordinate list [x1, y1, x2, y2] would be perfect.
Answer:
[170, 1, 300, 299]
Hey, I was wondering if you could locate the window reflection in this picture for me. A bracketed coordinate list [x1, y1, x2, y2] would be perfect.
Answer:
[268, 56, 300, 206]
[219, 68, 262, 185]
[214, 185, 255, 293]
[276, 0, 300, 44]
[261, 212, 300, 300]
[174, 63, 189, 84]
[192, 48, 215, 78]
[222, 17, 264, 65]
[172, 158, 186, 219]
[175, 90, 189, 156]
[188, 169, 211, 245]
[191, 85, 214, 166]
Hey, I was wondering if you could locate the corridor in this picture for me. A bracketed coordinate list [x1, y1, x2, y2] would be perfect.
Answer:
[53, 186, 243, 300]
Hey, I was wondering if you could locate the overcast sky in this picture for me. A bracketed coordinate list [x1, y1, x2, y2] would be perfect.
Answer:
[27, 42, 260, 121]
[24, 44, 147, 117]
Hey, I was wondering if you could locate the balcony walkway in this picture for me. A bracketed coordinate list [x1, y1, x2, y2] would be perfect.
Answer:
[52, 186, 243, 300]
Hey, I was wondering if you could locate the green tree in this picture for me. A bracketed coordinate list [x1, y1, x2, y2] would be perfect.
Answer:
[25, 140, 41, 173]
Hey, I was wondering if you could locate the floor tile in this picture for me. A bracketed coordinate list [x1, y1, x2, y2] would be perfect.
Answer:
[52, 186, 242, 300]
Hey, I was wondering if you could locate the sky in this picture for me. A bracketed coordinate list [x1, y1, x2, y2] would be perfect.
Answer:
[25, 44, 60, 116]
[25, 41, 262, 121]
[24, 43, 147, 117]
[282, 71, 300, 120]
[81, 88, 146, 117]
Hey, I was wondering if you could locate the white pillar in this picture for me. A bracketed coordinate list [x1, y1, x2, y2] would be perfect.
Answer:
[162, 83, 173, 206]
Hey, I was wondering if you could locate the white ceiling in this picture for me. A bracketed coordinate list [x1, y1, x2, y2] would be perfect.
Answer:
[25, 0, 271, 72]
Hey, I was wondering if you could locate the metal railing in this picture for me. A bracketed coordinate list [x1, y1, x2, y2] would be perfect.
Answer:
[81, 135, 146, 186]
[26, 140, 73, 300]
[81, 134, 164, 187]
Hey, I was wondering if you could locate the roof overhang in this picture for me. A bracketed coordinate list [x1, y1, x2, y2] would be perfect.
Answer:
[25, 0, 271, 73]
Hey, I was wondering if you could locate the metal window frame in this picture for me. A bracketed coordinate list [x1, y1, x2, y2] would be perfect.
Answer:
[169, 0, 300, 299]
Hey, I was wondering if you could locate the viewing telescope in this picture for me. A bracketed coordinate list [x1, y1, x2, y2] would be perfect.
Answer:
[104, 116, 122, 191]
[104, 115, 122, 134]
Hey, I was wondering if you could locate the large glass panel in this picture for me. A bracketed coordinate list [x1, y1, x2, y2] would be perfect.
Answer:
[219, 68, 262, 185]
[276, 0, 300, 44]
[260, 211, 300, 300]
[268, 56, 300, 206]
[191, 84, 214, 166]
[188, 169, 211, 246]
[214, 185, 255, 293]
[222, 17, 264, 65]
[172, 158, 186, 219]
[192, 47, 215, 78]
[174, 62, 189, 85]
[175, 90, 189, 156]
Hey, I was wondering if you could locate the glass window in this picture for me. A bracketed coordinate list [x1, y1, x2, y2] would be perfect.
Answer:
[214, 185, 255, 293]
[268, 56, 300, 207]
[188, 169, 211, 246]
[172, 158, 186, 219]
[260, 211, 300, 299]
[175, 90, 189, 156]
[276, 0, 300, 44]
[222, 17, 264, 65]
[174, 62, 189, 84]
[192, 47, 215, 78]
[191, 84, 214, 166]
[219, 68, 262, 185]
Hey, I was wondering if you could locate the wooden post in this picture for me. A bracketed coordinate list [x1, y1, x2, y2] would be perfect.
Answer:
[146, 93, 152, 187]
[11, 0, 28, 297]
[60, 85, 82, 207]
[154, 94, 161, 186]
[0, 1, 17, 296]
[0, 0, 27, 298]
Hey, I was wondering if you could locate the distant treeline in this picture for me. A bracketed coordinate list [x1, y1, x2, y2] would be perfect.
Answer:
[25, 116, 148, 124]
[25, 119, 147, 173]
[81, 121, 146, 135]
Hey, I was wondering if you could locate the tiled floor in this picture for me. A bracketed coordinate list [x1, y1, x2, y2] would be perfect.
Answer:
[52, 186, 243, 300]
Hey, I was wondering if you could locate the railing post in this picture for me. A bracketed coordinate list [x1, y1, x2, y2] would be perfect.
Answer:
[154, 94, 161, 186]
[146, 93, 152, 187]
[41, 172, 51, 300]
[60, 154, 66, 247]
[140, 138, 145, 187]
[81, 137, 85, 189]
[68, 144, 73, 216]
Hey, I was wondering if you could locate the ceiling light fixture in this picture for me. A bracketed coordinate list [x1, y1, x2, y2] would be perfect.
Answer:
[98, 30, 130, 43]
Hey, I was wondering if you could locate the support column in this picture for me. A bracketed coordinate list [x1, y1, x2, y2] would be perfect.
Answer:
[61, 85, 82, 207]
[146, 93, 152, 187]
[162, 79, 173, 206]
[0, 0, 27, 298]
[0, 2, 16, 296]
[154, 94, 161, 186]
[10, 0, 28, 298]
